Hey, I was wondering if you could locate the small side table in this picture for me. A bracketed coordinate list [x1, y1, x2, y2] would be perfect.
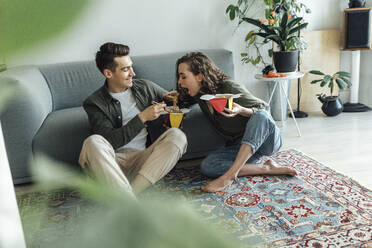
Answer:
[255, 72, 304, 137]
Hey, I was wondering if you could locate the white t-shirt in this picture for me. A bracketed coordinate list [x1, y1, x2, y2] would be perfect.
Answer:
[110, 89, 147, 151]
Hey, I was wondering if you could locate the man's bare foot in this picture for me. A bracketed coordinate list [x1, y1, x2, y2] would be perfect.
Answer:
[201, 175, 234, 193]
[264, 159, 297, 176]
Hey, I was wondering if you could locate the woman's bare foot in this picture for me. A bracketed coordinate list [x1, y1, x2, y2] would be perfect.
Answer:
[201, 160, 297, 193]
[264, 159, 297, 176]
[201, 175, 234, 193]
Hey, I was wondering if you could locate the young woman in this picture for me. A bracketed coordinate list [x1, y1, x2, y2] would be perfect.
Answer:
[175, 52, 297, 193]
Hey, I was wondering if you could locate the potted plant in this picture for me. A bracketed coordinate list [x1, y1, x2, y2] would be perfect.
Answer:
[349, 0, 366, 8]
[309, 70, 352, 116]
[243, 10, 308, 72]
[226, 0, 310, 72]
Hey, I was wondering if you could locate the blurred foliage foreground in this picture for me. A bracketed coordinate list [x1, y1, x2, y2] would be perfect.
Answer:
[1, 1, 244, 247]
[29, 155, 243, 248]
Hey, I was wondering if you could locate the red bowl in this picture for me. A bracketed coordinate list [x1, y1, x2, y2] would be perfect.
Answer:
[210, 98, 227, 113]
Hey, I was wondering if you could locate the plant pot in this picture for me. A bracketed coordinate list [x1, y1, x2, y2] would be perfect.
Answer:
[348, 0, 366, 8]
[273, 50, 299, 73]
[317, 95, 344, 116]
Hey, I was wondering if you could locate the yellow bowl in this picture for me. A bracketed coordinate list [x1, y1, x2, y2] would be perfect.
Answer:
[169, 112, 184, 128]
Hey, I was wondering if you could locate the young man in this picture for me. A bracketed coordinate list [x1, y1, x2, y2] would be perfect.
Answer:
[79, 42, 187, 196]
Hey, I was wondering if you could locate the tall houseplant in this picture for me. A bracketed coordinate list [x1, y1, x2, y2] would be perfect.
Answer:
[243, 10, 308, 72]
[226, 0, 310, 71]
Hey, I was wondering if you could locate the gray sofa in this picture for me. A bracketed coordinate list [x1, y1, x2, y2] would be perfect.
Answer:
[0, 49, 234, 184]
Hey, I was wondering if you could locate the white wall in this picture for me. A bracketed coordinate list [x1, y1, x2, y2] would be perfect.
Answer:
[10, 0, 358, 102]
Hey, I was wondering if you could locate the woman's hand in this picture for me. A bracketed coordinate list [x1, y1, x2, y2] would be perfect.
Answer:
[220, 102, 253, 118]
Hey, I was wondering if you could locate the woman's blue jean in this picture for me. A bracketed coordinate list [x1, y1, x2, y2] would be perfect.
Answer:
[200, 110, 282, 178]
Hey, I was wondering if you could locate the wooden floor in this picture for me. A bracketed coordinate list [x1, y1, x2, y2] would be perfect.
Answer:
[279, 110, 372, 190]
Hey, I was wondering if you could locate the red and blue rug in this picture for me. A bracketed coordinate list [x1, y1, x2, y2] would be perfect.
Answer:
[17, 149, 372, 247]
[154, 149, 372, 247]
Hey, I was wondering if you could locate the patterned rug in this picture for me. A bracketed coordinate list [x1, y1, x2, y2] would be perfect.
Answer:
[16, 149, 372, 247]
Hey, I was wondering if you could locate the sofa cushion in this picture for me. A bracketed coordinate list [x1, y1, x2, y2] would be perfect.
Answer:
[132, 49, 234, 91]
[33, 107, 91, 167]
[39, 61, 105, 111]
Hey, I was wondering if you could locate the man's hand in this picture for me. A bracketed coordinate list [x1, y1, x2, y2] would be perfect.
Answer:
[138, 102, 166, 123]
[220, 102, 253, 118]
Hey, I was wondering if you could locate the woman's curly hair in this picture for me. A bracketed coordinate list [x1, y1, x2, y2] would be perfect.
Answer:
[176, 52, 229, 102]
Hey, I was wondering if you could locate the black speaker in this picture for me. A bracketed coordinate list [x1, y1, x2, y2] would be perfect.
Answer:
[343, 8, 372, 50]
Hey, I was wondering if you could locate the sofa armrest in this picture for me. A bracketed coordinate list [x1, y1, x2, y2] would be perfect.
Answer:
[0, 66, 52, 184]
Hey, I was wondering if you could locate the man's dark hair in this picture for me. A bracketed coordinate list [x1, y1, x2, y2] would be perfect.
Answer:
[95, 42, 130, 74]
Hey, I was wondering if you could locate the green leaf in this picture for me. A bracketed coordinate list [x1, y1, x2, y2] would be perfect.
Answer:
[287, 39, 295, 50]
[0, 0, 89, 57]
[280, 11, 289, 30]
[320, 75, 331, 87]
[248, 35, 257, 45]
[268, 48, 273, 57]
[309, 70, 325, 75]
[339, 77, 352, 87]
[272, 26, 283, 35]
[260, 33, 282, 45]
[288, 23, 308, 35]
[229, 8, 236, 20]
[265, 9, 271, 19]
[335, 78, 345, 90]
[320, 80, 328, 87]
[225, 5, 234, 14]
[241, 58, 249, 64]
[254, 56, 261, 65]
[245, 30, 256, 41]
[287, 17, 302, 29]
[255, 32, 269, 38]
[242, 17, 276, 35]
[335, 71, 351, 78]
[310, 79, 323, 84]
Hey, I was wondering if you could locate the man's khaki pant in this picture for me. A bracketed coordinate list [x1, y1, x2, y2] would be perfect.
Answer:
[79, 128, 187, 195]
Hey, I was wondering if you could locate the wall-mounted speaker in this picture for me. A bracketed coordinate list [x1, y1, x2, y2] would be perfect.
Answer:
[343, 8, 372, 50]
